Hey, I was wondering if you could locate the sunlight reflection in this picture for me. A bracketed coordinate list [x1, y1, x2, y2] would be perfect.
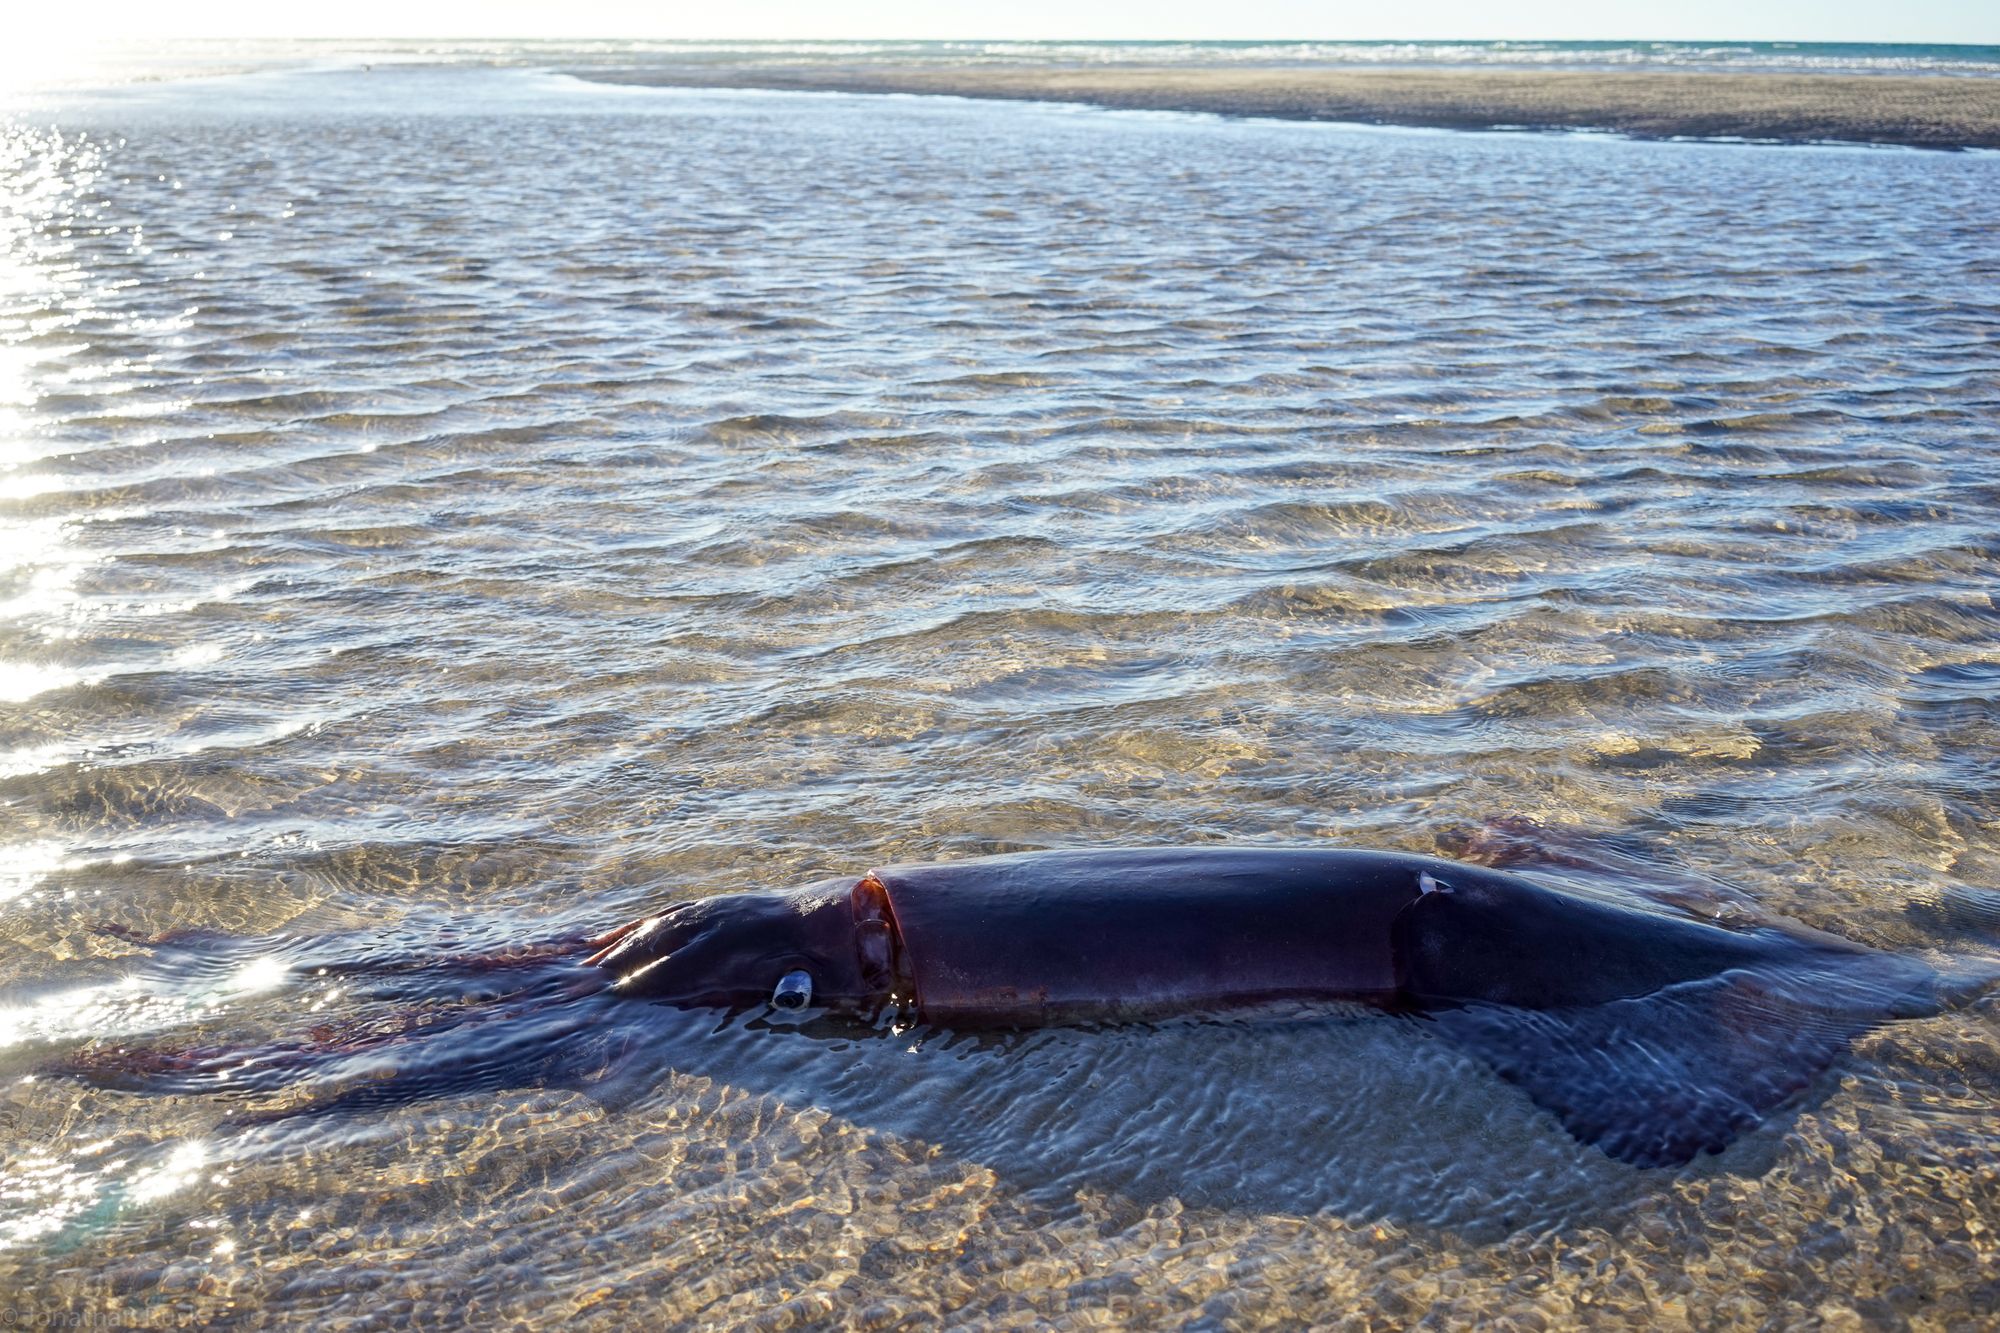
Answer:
[0, 948, 295, 1052]
[0, 838, 69, 904]
[0, 962, 278, 1051]
[0, 660, 95, 704]
[126, 1140, 210, 1205]
[0, 30, 120, 101]
[1, 130, 74, 691]
[0, 977, 152, 1050]
[0, 1137, 215, 1250]
[0, 1147, 104, 1248]
[0, 521, 96, 704]
[0, 741, 72, 780]
[0, 123, 106, 936]
[224, 955, 289, 996]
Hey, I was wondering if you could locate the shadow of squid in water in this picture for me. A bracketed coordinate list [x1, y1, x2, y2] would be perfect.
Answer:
[54, 847, 1976, 1172]
[50, 929, 641, 1124]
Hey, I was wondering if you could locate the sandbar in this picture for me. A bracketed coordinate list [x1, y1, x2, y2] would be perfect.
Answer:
[575, 62, 2000, 150]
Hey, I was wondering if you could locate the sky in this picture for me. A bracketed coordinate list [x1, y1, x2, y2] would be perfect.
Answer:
[19, 1, 2000, 44]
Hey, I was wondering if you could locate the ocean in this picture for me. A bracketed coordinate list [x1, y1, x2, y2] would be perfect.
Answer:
[6, 36, 2000, 96]
[1, 48, 1996, 1328]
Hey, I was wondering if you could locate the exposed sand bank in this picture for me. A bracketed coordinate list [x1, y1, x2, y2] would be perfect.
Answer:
[576, 63, 2000, 149]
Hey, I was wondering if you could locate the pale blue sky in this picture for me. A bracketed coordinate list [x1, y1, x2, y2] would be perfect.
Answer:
[25, 1, 2000, 45]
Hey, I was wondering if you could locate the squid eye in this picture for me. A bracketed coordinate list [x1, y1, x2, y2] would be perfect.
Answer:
[772, 969, 813, 1011]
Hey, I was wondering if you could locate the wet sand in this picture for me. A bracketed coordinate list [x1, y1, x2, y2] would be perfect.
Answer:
[580, 62, 2000, 149]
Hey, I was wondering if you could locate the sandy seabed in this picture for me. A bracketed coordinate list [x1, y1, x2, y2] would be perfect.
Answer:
[5, 60, 1999, 1330]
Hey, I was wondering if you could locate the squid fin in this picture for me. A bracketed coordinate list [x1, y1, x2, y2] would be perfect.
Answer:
[1432, 958, 1939, 1168]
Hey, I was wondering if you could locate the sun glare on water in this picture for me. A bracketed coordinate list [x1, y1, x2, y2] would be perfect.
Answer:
[0, 25, 116, 99]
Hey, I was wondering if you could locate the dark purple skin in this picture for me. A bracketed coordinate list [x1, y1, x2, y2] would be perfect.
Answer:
[587, 847, 1838, 1021]
[587, 847, 1943, 1166]
[60, 847, 1951, 1168]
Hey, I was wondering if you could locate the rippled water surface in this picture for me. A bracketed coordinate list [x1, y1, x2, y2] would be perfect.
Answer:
[2, 62, 1999, 1328]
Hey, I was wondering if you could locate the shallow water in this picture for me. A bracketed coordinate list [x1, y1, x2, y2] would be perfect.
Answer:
[1, 60, 1998, 1329]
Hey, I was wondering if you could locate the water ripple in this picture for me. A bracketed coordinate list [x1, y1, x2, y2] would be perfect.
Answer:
[1, 66, 1998, 1329]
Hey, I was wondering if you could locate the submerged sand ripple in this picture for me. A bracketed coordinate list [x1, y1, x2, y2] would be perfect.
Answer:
[0, 63, 1997, 1330]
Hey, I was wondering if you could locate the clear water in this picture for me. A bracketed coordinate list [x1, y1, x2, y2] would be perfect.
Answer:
[1, 59, 1997, 1328]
